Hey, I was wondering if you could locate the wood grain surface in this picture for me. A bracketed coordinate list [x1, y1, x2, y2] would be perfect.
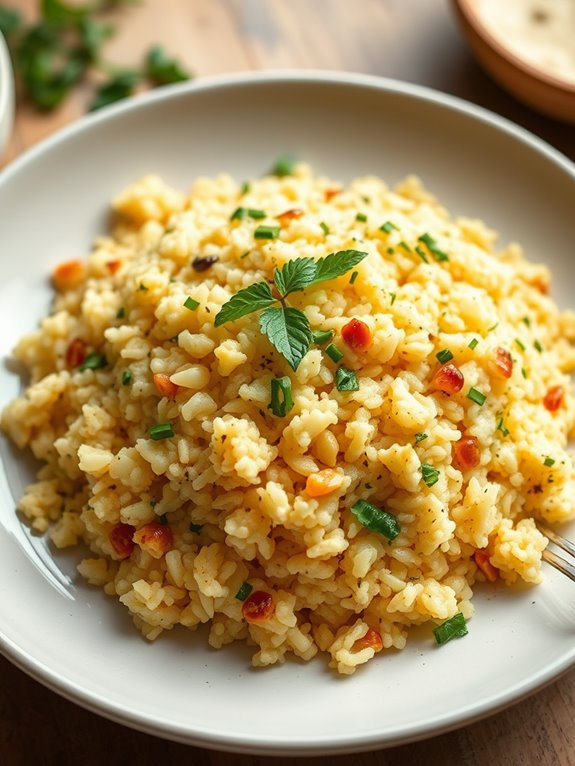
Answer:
[1, 2, 574, 765]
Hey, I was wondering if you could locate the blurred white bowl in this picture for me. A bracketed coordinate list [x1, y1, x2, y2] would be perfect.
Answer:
[0, 30, 14, 157]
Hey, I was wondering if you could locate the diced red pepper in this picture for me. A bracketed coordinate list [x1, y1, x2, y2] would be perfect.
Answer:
[133, 522, 173, 559]
[474, 549, 499, 582]
[452, 435, 480, 471]
[242, 590, 275, 623]
[106, 259, 122, 274]
[543, 385, 564, 412]
[432, 363, 464, 394]
[341, 318, 372, 351]
[277, 208, 304, 222]
[65, 338, 87, 368]
[109, 523, 136, 559]
[491, 347, 513, 379]
[353, 627, 383, 653]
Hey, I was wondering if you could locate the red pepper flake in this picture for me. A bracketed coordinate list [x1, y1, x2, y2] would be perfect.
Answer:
[277, 208, 304, 222]
[474, 549, 499, 582]
[341, 318, 372, 351]
[109, 523, 136, 559]
[106, 259, 122, 274]
[543, 385, 564, 412]
[133, 522, 173, 559]
[65, 338, 87, 368]
[324, 187, 341, 202]
[242, 590, 275, 623]
[353, 627, 384, 653]
[153, 373, 180, 398]
[432, 363, 464, 394]
[490, 347, 513, 379]
[452, 435, 480, 471]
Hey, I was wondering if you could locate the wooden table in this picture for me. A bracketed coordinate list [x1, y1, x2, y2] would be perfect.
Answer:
[1, 2, 574, 764]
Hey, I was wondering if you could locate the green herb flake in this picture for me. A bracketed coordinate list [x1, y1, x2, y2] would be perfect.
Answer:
[390, 292, 397, 305]
[349, 270, 359, 285]
[487, 323, 498, 333]
[235, 581, 253, 601]
[159, 513, 169, 526]
[421, 463, 440, 487]
[268, 376, 294, 417]
[138, 283, 149, 291]
[272, 154, 297, 177]
[183, 296, 200, 311]
[435, 349, 454, 364]
[335, 366, 359, 392]
[312, 329, 334, 346]
[515, 338, 526, 352]
[467, 387, 487, 406]
[259, 307, 312, 372]
[149, 423, 174, 441]
[521, 367, 528, 379]
[522, 316, 531, 327]
[320, 221, 330, 236]
[240, 251, 251, 259]
[386, 247, 395, 255]
[415, 432, 428, 443]
[116, 307, 125, 319]
[79, 353, 107, 372]
[326, 343, 344, 363]
[240, 181, 250, 195]
[399, 241, 411, 253]
[90, 71, 141, 112]
[418, 232, 449, 262]
[415, 246, 429, 264]
[254, 225, 280, 240]
[350, 499, 401, 541]
[144, 45, 190, 86]
[232, 206, 266, 221]
[497, 417, 510, 437]
[534, 340, 543, 353]
[189, 522, 203, 534]
[433, 613, 468, 646]
[380, 221, 398, 234]
[121, 369, 132, 386]
[544, 456, 555, 467]
[468, 338, 479, 350]
[355, 212, 367, 222]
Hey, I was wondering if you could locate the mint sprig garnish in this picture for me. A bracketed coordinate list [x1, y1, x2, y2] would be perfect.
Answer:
[215, 249, 368, 370]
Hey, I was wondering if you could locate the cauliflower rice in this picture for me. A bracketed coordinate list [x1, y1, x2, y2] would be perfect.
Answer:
[3, 163, 575, 674]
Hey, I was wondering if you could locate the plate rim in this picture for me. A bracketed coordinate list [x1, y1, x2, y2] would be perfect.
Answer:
[1, 69, 574, 755]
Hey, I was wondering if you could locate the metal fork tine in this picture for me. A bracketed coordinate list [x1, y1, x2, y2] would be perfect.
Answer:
[542, 548, 575, 582]
[537, 523, 575, 558]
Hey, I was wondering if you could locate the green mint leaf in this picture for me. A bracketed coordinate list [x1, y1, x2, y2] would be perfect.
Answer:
[310, 249, 368, 286]
[259, 306, 312, 371]
[335, 366, 359, 392]
[214, 282, 275, 326]
[89, 70, 140, 111]
[144, 45, 191, 86]
[273, 257, 316, 297]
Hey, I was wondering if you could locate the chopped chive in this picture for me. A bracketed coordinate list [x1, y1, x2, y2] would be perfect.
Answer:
[149, 423, 174, 440]
[312, 329, 334, 346]
[80, 353, 107, 372]
[522, 316, 531, 327]
[418, 232, 449, 262]
[386, 247, 395, 255]
[268, 376, 293, 417]
[159, 513, 169, 526]
[320, 221, 330, 235]
[515, 338, 526, 352]
[254, 225, 280, 240]
[183, 296, 200, 311]
[390, 292, 397, 305]
[349, 271, 359, 285]
[380, 221, 398, 234]
[544, 456, 555, 467]
[189, 522, 203, 534]
[467, 387, 486, 406]
[230, 207, 266, 221]
[116, 307, 126, 319]
[433, 613, 468, 645]
[415, 246, 429, 263]
[436, 349, 454, 364]
[415, 432, 428, 443]
[235, 581, 253, 601]
[240, 181, 250, 195]
[138, 283, 149, 291]
[487, 323, 498, 333]
[468, 338, 479, 350]
[534, 340, 543, 353]
[497, 417, 509, 437]
[335, 366, 359, 392]
[326, 343, 344, 363]
[351, 499, 401, 541]
[521, 367, 528, 379]
[240, 251, 251, 259]
[248, 209, 266, 219]
[272, 154, 297, 177]
[399, 241, 411, 253]
[421, 463, 440, 487]
[122, 369, 133, 386]
[356, 212, 367, 222]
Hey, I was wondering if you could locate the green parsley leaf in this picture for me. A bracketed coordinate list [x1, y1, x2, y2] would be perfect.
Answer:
[351, 499, 400, 541]
[320, 221, 330, 235]
[214, 282, 275, 326]
[310, 249, 368, 286]
[80, 353, 107, 372]
[380, 221, 398, 234]
[418, 233, 449, 262]
[144, 45, 190, 86]
[274, 257, 316, 297]
[121, 369, 132, 386]
[433, 613, 468, 645]
[89, 70, 140, 111]
[271, 153, 297, 177]
[259, 306, 313, 372]
[355, 212, 367, 222]
[415, 432, 428, 443]
[544, 456, 555, 467]
[335, 366, 359, 392]
[421, 463, 440, 487]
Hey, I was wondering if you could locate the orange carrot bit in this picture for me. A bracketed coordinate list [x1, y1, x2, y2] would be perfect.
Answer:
[106, 259, 122, 274]
[153, 373, 180, 398]
[52, 259, 87, 291]
[324, 187, 342, 202]
[305, 468, 344, 498]
[474, 549, 499, 582]
[353, 627, 384, 653]
[277, 207, 305, 222]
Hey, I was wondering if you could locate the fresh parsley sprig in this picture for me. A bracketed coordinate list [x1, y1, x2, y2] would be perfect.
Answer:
[215, 249, 367, 370]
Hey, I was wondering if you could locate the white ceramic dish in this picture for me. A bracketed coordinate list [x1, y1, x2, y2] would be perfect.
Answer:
[0, 30, 14, 155]
[0, 72, 574, 756]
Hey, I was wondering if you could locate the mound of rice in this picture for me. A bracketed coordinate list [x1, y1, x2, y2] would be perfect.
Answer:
[3, 163, 575, 674]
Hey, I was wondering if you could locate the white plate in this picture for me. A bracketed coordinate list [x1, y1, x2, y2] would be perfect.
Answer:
[0, 72, 574, 756]
[0, 30, 13, 156]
